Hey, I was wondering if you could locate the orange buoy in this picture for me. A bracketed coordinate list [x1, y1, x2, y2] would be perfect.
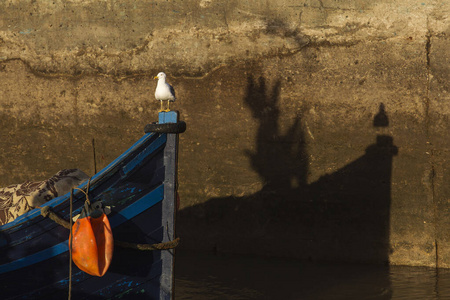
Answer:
[69, 213, 114, 277]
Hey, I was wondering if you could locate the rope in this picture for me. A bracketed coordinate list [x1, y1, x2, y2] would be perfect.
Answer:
[115, 238, 180, 250]
[39, 207, 179, 251]
[40, 206, 70, 229]
[68, 189, 73, 300]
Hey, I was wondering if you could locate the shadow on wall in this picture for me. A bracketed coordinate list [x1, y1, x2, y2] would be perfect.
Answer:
[177, 75, 398, 265]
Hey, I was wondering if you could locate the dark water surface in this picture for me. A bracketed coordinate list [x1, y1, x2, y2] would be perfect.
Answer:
[175, 250, 450, 300]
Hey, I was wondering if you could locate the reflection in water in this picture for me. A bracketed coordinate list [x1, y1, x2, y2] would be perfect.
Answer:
[175, 250, 450, 300]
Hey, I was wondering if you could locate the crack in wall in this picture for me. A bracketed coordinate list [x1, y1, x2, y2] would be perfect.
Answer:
[425, 16, 432, 135]
[424, 15, 438, 269]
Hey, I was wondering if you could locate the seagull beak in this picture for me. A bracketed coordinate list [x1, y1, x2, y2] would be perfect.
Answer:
[154, 76, 158, 79]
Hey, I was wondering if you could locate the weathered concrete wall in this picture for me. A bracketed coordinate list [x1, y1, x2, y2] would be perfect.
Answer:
[0, 0, 449, 267]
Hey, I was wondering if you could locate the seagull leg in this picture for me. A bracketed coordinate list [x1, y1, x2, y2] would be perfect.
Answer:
[159, 101, 164, 112]
[165, 101, 171, 112]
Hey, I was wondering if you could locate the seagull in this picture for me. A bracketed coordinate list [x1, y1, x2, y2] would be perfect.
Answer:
[154, 72, 176, 112]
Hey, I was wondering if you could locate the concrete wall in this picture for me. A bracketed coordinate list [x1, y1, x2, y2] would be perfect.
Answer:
[0, 0, 449, 267]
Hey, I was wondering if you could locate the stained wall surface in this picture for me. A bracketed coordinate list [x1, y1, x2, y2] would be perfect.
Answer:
[0, 0, 449, 267]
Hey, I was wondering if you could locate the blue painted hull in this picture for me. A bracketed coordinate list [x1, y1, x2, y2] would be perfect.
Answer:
[0, 112, 180, 299]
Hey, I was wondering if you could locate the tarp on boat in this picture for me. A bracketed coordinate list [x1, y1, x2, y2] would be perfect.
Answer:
[0, 169, 89, 225]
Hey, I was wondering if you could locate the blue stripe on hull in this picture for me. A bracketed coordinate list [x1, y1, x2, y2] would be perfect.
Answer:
[121, 135, 167, 176]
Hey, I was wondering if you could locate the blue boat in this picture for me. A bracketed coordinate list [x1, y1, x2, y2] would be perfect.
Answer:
[0, 111, 185, 299]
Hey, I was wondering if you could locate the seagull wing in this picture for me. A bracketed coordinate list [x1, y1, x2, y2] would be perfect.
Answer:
[169, 84, 176, 101]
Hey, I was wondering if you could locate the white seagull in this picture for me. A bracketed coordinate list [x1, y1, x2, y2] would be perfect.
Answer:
[154, 72, 176, 112]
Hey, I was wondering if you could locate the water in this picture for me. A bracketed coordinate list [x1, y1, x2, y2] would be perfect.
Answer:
[175, 250, 450, 299]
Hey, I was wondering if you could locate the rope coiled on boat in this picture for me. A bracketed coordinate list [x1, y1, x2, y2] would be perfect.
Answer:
[39, 206, 180, 251]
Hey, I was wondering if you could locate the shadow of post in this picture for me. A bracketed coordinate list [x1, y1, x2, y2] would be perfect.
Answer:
[177, 77, 398, 268]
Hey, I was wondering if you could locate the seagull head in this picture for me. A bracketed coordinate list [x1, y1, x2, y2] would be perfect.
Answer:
[154, 72, 166, 80]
